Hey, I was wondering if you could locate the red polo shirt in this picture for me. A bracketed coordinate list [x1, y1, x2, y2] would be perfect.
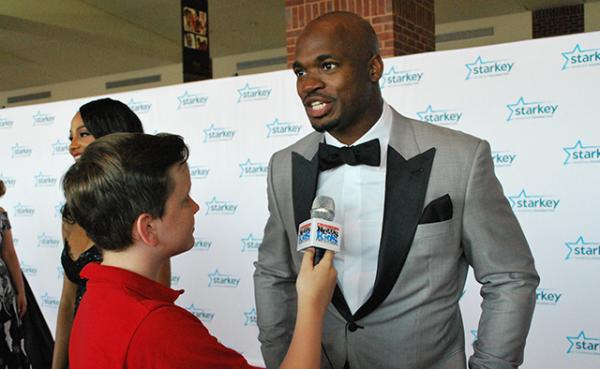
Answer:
[69, 263, 263, 369]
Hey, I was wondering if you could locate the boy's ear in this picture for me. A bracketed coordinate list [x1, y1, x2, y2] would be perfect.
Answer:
[133, 213, 159, 246]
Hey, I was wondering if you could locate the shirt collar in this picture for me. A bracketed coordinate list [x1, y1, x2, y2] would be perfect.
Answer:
[81, 263, 183, 303]
[324, 101, 392, 166]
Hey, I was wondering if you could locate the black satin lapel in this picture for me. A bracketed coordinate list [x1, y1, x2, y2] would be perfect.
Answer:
[354, 147, 436, 320]
[331, 285, 352, 321]
[292, 151, 319, 234]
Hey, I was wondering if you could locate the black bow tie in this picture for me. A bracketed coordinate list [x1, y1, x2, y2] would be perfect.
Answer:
[318, 139, 381, 171]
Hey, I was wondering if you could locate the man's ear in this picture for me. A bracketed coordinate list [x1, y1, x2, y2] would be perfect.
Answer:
[368, 54, 384, 82]
[132, 213, 159, 247]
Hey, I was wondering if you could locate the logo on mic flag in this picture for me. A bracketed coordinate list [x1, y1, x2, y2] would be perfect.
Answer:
[297, 218, 342, 252]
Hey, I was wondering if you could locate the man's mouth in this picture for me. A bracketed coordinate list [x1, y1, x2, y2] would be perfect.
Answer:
[305, 99, 333, 118]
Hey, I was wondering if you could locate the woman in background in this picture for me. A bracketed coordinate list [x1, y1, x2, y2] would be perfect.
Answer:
[51, 98, 171, 369]
[0, 179, 30, 369]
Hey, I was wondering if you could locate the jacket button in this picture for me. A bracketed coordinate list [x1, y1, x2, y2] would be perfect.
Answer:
[348, 322, 358, 332]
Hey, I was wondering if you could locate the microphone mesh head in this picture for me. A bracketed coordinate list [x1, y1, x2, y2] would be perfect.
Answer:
[311, 195, 335, 221]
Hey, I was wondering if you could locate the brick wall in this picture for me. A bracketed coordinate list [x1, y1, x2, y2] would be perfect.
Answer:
[533, 4, 584, 39]
[285, 0, 434, 66]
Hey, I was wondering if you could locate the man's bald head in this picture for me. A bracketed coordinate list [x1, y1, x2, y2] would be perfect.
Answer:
[298, 11, 380, 60]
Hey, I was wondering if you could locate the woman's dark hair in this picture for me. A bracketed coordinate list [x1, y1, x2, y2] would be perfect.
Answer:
[79, 98, 144, 138]
[63, 98, 144, 223]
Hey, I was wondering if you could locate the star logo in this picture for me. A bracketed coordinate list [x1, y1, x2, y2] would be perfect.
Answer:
[244, 308, 258, 326]
[13, 202, 35, 217]
[416, 105, 462, 125]
[566, 331, 600, 355]
[563, 140, 600, 165]
[0, 117, 14, 129]
[177, 91, 208, 109]
[57, 266, 64, 279]
[11, 143, 32, 158]
[507, 189, 560, 212]
[204, 197, 237, 215]
[34, 172, 58, 187]
[126, 98, 152, 114]
[241, 234, 262, 252]
[37, 233, 59, 248]
[379, 67, 423, 88]
[237, 83, 271, 102]
[203, 124, 235, 142]
[32, 111, 54, 126]
[208, 269, 240, 287]
[239, 159, 267, 177]
[561, 44, 600, 70]
[464, 56, 515, 80]
[470, 329, 478, 344]
[54, 202, 64, 217]
[51, 139, 69, 155]
[266, 118, 302, 138]
[564, 236, 600, 260]
[186, 304, 215, 322]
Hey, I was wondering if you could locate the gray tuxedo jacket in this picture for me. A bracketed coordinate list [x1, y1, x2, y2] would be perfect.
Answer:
[254, 109, 539, 369]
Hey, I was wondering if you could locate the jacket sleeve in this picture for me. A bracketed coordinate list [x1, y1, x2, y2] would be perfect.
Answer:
[253, 153, 298, 369]
[461, 140, 540, 369]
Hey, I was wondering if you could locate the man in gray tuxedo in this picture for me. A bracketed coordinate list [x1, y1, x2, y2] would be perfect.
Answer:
[254, 11, 539, 369]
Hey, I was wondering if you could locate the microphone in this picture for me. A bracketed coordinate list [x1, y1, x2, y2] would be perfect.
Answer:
[297, 195, 342, 265]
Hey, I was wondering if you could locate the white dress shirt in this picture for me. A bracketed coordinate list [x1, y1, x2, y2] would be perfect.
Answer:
[316, 102, 392, 314]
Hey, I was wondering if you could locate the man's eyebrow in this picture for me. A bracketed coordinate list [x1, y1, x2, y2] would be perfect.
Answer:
[292, 61, 303, 70]
[315, 54, 336, 62]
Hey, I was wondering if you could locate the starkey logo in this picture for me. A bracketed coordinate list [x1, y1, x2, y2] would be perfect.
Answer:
[190, 165, 210, 179]
[379, 67, 423, 88]
[491, 151, 517, 167]
[205, 197, 238, 215]
[51, 139, 70, 156]
[54, 202, 64, 218]
[32, 111, 55, 126]
[465, 56, 514, 80]
[127, 98, 152, 114]
[40, 292, 60, 309]
[13, 203, 35, 217]
[239, 159, 268, 177]
[37, 233, 60, 248]
[193, 237, 213, 251]
[0, 116, 14, 129]
[565, 236, 600, 260]
[57, 266, 64, 279]
[562, 44, 600, 70]
[34, 172, 58, 187]
[244, 308, 258, 326]
[470, 329, 478, 344]
[536, 288, 562, 305]
[171, 274, 181, 286]
[0, 174, 16, 188]
[266, 118, 302, 138]
[20, 261, 38, 276]
[177, 91, 208, 109]
[508, 190, 559, 212]
[208, 269, 240, 288]
[203, 124, 235, 143]
[237, 83, 272, 103]
[186, 304, 215, 322]
[566, 331, 600, 355]
[563, 140, 600, 165]
[241, 233, 262, 252]
[416, 105, 462, 125]
[11, 143, 33, 158]
[506, 97, 558, 122]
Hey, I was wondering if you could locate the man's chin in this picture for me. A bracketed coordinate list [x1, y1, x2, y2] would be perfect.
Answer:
[310, 118, 341, 133]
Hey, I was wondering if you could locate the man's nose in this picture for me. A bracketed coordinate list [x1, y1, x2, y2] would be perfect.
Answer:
[299, 74, 325, 95]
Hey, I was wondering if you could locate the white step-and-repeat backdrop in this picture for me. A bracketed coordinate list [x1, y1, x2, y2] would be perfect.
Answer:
[1, 31, 599, 368]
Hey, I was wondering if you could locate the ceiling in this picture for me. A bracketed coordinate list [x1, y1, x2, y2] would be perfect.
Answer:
[0, 0, 594, 92]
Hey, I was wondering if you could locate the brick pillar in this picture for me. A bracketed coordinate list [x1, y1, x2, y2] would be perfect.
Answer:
[532, 4, 584, 39]
[285, 0, 434, 66]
